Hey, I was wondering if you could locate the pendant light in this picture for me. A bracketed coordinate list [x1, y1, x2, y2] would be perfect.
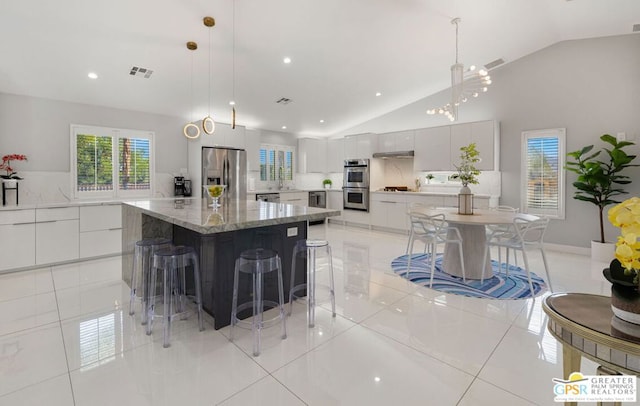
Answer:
[183, 41, 200, 139]
[202, 16, 216, 135]
[426, 18, 492, 122]
[230, 0, 237, 129]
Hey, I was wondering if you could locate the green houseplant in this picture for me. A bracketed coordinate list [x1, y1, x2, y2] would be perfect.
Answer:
[322, 178, 332, 189]
[452, 143, 481, 187]
[565, 134, 637, 245]
[453, 143, 481, 214]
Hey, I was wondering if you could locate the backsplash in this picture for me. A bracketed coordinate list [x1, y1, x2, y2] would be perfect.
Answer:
[5, 171, 177, 206]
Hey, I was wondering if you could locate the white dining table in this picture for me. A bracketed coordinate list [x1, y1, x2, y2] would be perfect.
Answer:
[411, 207, 539, 280]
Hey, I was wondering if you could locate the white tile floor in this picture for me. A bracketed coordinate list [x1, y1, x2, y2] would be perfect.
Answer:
[0, 224, 627, 405]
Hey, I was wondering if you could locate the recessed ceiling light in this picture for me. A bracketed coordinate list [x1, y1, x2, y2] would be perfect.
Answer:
[319, 119, 325, 123]
[281, 126, 287, 130]
[229, 101, 236, 106]
[88, 72, 98, 79]
[283, 57, 292, 64]
[375, 92, 382, 97]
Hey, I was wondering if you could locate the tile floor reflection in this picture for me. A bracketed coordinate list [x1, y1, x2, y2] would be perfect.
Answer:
[0, 224, 628, 405]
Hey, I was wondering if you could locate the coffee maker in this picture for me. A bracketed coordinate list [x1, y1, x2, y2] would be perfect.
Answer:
[174, 176, 185, 196]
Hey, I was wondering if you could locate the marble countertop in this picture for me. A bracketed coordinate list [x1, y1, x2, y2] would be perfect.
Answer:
[123, 198, 340, 234]
[0, 199, 123, 211]
[371, 190, 494, 198]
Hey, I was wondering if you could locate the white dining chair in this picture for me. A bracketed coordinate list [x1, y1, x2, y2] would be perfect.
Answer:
[481, 216, 553, 296]
[485, 205, 520, 275]
[406, 211, 466, 287]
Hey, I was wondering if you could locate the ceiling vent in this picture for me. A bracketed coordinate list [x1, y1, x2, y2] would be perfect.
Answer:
[633, 24, 640, 32]
[484, 58, 505, 70]
[129, 66, 153, 78]
[276, 97, 292, 105]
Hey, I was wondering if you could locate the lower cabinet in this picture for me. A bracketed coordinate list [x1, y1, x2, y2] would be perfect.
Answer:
[0, 223, 36, 271]
[370, 194, 408, 232]
[280, 192, 308, 205]
[36, 219, 79, 265]
[327, 191, 344, 222]
[79, 205, 122, 258]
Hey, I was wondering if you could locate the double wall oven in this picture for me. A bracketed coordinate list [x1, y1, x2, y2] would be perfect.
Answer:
[343, 159, 370, 211]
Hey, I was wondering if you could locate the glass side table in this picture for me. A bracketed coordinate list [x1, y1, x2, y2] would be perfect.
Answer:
[543, 293, 640, 406]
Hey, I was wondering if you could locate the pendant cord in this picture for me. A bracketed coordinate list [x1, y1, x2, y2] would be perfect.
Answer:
[232, 0, 236, 103]
[454, 19, 459, 65]
[208, 27, 212, 114]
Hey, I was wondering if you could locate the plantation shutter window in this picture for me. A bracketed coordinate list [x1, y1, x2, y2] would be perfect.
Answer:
[72, 125, 154, 199]
[521, 128, 566, 219]
[259, 144, 296, 185]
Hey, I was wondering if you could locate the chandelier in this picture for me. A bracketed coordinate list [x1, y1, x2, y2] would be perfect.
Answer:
[426, 18, 492, 122]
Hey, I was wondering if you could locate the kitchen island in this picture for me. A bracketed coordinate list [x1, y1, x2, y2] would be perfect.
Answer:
[122, 198, 339, 329]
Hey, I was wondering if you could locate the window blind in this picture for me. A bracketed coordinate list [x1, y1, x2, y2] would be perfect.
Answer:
[76, 134, 113, 192]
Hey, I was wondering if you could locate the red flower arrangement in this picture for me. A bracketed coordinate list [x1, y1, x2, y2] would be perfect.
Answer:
[0, 154, 28, 179]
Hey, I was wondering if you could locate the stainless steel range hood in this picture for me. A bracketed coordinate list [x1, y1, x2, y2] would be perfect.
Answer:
[372, 150, 415, 159]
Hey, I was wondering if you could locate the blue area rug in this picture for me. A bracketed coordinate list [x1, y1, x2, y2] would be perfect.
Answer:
[391, 253, 547, 299]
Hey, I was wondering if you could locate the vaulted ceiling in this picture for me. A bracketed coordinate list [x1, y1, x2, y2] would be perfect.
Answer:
[0, 0, 638, 136]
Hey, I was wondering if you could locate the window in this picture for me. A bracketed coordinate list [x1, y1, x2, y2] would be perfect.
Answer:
[259, 144, 295, 185]
[71, 125, 154, 199]
[521, 128, 566, 219]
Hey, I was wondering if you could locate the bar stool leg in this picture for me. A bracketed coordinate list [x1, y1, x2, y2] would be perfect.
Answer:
[289, 245, 299, 316]
[191, 253, 205, 332]
[276, 256, 287, 339]
[327, 245, 336, 317]
[308, 246, 316, 328]
[253, 270, 263, 357]
[230, 258, 240, 342]
[162, 257, 172, 348]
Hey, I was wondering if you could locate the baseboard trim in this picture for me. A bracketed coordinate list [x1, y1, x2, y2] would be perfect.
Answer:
[543, 243, 590, 256]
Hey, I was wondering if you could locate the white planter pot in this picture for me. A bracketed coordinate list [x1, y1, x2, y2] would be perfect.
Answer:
[324, 184, 331, 190]
[591, 240, 615, 263]
[2, 179, 18, 186]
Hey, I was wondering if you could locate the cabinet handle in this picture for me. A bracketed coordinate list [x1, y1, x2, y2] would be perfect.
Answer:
[108, 227, 122, 231]
[380, 201, 396, 204]
[12, 222, 34, 226]
[36, 220, 57, 224]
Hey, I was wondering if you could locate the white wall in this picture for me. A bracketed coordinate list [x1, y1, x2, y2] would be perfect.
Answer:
[336, 34, 640, 247]
[0, 93, 188, 202]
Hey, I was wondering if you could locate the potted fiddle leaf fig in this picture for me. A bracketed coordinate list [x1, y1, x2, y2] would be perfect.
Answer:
[565, 134, 638, 261]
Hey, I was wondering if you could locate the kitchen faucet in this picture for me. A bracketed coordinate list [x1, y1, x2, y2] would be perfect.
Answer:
[278, 166, 284, 190]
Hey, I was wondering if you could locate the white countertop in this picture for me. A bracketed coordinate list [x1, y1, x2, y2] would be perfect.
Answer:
[0, 199, 123, 211]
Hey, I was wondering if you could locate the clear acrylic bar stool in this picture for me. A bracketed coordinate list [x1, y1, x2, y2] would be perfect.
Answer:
[129, 237, 172, 324]
[289, 239, 336, 328]
[147, 245, 204, 348]
[230, 248, 287, 357]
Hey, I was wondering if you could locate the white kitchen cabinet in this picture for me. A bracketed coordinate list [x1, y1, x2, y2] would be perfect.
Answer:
[79, 205, 122, 258]
[344, 133, 377, 159]
[378, 130, 414, 152]
[327, 138, 344, 173]
[414, 126, 451, 171]
[405, 194, 444, 208]
[370, 193, 407, 232]
[298, 138, 327, 173]
[0, 209, 35, 271]
[327, 190, 343, 222]
[344, 135, 358, 159]
[449, 120, 497, 171]
[200, 122, 245, 149]
[36, 207, 79, 265]
[245, 128, 261, 172]
[280, 191, 308, 205]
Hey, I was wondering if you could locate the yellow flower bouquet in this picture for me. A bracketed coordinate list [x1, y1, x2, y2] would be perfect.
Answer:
[608, 197, 640, 285]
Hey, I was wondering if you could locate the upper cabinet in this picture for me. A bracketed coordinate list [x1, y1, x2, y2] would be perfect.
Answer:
[449, 120, 498, 171]
[377, 130, 414, 152]
[326, 138, 344, 173]
[297, 138, 328, 173]
[344, 133, 378, 159]
[200, 122, 246, 149]
[414, 120, 499, 171]
[414, 126, 451, 171]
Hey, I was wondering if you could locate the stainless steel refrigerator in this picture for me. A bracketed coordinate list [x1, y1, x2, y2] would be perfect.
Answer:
[202, 147, 247, 203]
